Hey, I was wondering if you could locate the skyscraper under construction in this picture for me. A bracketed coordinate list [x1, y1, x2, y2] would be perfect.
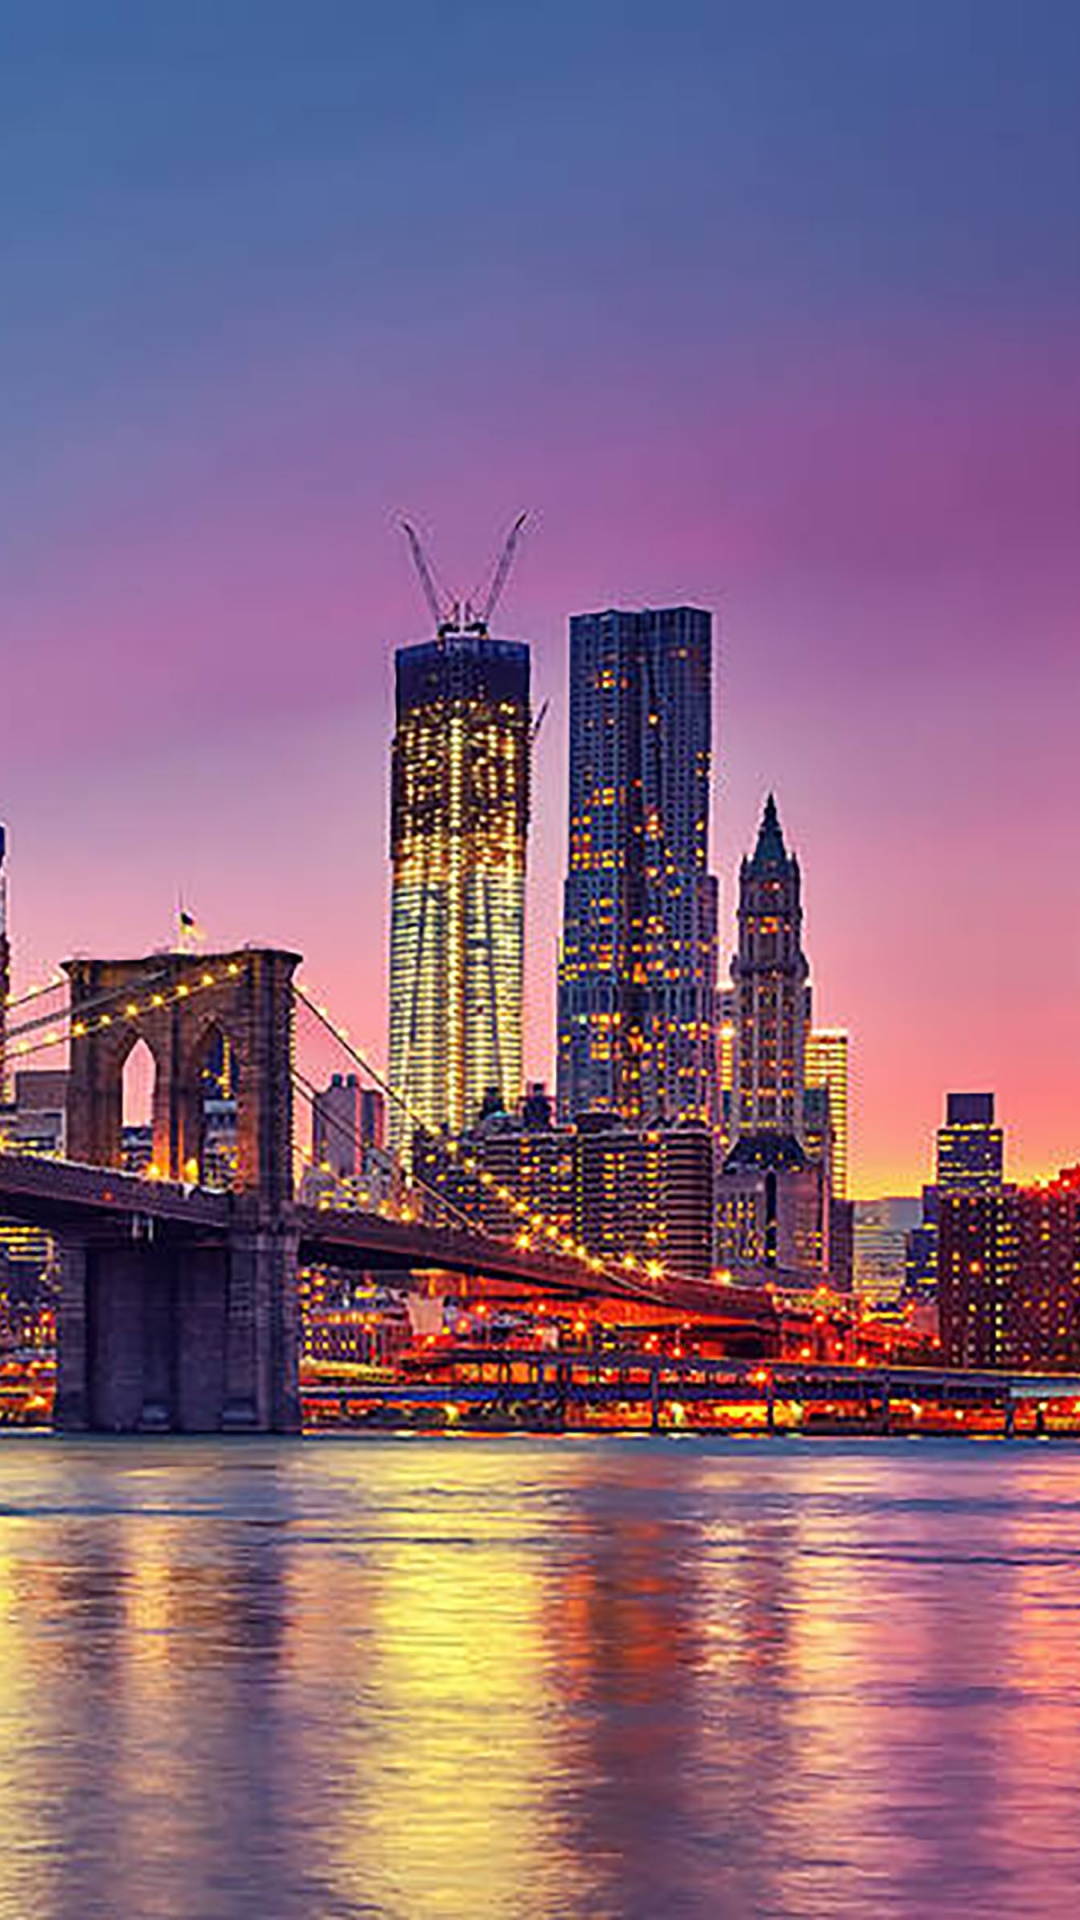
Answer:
[388, 606, 530, 1158]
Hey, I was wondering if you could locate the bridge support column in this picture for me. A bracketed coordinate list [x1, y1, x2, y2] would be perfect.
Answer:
[650, 1361, 661, 1433]
[223, 1198, 300, 1433]
[1004, 1395, 1016, 1440]
[137, 1242, 175, 1433]
[54, 1236, 89, 1432]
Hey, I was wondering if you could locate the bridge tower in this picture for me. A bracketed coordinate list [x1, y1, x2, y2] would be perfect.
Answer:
[55, 948, 302, 1435]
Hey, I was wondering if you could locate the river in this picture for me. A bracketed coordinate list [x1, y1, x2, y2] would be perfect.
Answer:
[0, 1435, 1078, 1918]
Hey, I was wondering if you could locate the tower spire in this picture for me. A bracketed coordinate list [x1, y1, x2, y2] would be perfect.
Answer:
[752, 792, 787, 866]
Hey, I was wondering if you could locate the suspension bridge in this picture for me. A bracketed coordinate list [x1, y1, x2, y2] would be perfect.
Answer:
[0, 944, 792, 1432]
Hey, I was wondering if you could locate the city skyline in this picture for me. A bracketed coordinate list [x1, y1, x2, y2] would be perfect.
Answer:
[3, 4, 1079, 1196]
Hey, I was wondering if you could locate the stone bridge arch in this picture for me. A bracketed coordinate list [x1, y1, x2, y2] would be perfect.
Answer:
[56, 947, 302, 1434]
[63, 948, 299, 1202]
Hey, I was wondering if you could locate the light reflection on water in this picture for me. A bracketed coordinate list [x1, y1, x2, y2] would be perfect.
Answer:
[0, 1438, 1078, 1917]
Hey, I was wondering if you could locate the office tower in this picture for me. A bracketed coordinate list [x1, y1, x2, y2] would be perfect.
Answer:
[0, 827, 9, 1101]
[936, 1092, 1004, 1192]
[388, 630, 530, 1154]
[574, 1114, 715, 1281]
[717, 985, 737, 1147]
[717, 1133, 829, 1278]
[805, 1029, 849, 1197]
[731, 795, 809, 1139]
[557, 607, 718, 1126]
[418, 1103, 715, 1281]
[852, 1196, 922, 1304]
[313, 1073, 363, 1179]
[939, 1169, 1080, 1370]
[360, 1088, 385, 1150]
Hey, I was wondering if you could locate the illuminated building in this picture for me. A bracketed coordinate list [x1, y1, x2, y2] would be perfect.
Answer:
[939, 1169, 1080, 1370]
[717, 986, 737, 1149]
[575, 1113, 715, 1281]
[731, 795, 809, 1141]
[557, 607, 718, 1127]
[852, 1197, 921, 1304]
[0, 1070, 67, 1345]
[937, 1092, 1004, 1192]
[717, 1132, 829, 1279]
[417, 1095, 716, 1282]
[389, 631, 530, 1156]
[805, 1028, 850, 1198]
[415, 1090, 576, 1247]
[0, 826, 9, 1099]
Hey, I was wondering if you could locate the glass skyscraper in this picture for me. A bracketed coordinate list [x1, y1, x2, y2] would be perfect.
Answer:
[388, 632, 530, 1156]
[557, 607, 718, 1125]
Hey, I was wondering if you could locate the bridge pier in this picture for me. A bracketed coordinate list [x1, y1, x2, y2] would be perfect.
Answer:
[222, 1200, 301, 1433]
[52, 1207, 300, 1436]
[54, 1237, 90, 1432]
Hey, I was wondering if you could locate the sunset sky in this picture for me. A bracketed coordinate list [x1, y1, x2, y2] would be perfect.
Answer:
[2, 1, 1078, 1194]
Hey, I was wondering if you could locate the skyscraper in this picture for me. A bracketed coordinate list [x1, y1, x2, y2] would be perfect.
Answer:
[388, 630, 530, 1154]
[937, 1092, 1004, 1191]
[557, 607, 718, 1126]
[731, 795, 809, 1140]
[805, 1028, 850, 1198]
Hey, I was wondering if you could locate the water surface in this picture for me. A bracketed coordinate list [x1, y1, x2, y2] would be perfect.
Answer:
[0, 1436, 1078, 1918]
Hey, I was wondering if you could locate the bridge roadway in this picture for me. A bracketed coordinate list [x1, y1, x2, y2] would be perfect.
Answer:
[0, 1150, 780, 1323]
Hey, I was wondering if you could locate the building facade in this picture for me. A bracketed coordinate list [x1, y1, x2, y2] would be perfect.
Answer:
[417, 1097, 716, 1282]
[557, 607, 718, 1127]
[937, 1092, 1004, 1192]
[939, 1171, 1080, 1370]
[388, 632, 530, 1153]
[731, 795, 809, 1141]
[805, 1028, 850, 1198]
[311, 1073, 384, 1179]
[717, 1132, 829, 1280]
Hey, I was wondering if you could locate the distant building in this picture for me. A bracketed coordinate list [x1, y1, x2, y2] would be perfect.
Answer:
[312, 1073, 383, 1179]
[388, 628, 530, 1155]
[717, 986, 737, 1148]
[805, 1029, 850, 1199]
[853, 1197, 922, 1305]
[417, 1095, 716, 1283]
[557, 607, 718, 1127]
[937, 1092, 1004, 1193]
[908, 1095, 1005, 1309]
[716, 1132, 829, 1280]
[576, 1113, 715, 1282]
[939, 1170, 1080, 1370]
[0, 1069, 67, 1340]
[731, 796, 809, 1141]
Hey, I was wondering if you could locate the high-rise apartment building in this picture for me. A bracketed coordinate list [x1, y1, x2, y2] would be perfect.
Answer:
[388, 632, 530, 1153]
[557, 607, 718, 1126]
[805, 1028, 850, 1198]
[731, 795, 809, 1140]
[939, 1170, 1080, 1370]
[937, 1092, 1004, 1192]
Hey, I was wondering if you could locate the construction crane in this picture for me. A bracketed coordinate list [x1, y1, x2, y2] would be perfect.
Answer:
[531, 697, 549, 744]
[468, 512, 529, 635]
[401, 515, 528, 644]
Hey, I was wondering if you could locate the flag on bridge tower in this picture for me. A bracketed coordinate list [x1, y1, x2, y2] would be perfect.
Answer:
[177, 900, 204, 953]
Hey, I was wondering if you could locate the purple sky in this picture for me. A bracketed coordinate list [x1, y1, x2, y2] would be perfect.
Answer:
[2, 2, 1078, 1192]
